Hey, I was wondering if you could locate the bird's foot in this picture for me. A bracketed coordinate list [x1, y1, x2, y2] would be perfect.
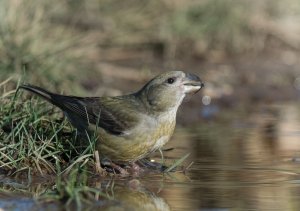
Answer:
[100, 158, 129, 176]
[100, 158, 169, 176]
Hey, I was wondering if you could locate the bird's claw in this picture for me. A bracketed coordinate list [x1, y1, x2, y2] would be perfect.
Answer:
[100, 158, 129, 175]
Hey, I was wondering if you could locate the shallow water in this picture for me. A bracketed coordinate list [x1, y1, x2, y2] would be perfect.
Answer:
[1, 103, 300, 210]
[159, 103, 300, 211]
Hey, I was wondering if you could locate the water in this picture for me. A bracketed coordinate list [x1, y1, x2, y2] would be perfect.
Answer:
[1, 103, 300, 210]
[161, 103, 300, 211]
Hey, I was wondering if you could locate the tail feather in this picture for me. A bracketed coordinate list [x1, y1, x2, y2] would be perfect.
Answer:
[19, 84, 89, 131]
[19, 84, 54, 103]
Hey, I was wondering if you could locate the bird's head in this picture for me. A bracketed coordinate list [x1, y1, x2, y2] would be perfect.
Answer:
[136, 71, 204, 113]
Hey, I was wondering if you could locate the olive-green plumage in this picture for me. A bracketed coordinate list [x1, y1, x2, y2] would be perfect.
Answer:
[19, 71, 204, 163]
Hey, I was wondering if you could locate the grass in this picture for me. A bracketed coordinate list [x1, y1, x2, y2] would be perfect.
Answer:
[0, 0, 297, 91]
[42, 167, 110, 210]
[0, 78, 100, 176]
[164, 153, 190, 173]
[0, 167, 111, 210]
[1, 0, 295, 84]
[0, 0, 93, 91]
[0, 79, 110, 207]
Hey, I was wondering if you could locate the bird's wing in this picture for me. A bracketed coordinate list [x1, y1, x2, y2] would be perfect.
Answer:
[52, 95, 141, 135]
[19, 84, 142, 135]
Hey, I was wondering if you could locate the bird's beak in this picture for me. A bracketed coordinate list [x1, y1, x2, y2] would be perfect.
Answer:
[182, 73, 204, 94]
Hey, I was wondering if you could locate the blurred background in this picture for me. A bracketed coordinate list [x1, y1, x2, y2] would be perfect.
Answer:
[1, 0, 299, 107]
[1, 0, 300, 210]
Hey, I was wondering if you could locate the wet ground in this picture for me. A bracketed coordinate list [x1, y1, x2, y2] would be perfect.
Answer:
[1, 102, 300, 210]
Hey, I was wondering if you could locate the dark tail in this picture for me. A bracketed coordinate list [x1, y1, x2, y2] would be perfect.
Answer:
[19, 84, 90, 131]
[19, 84, 56, 104]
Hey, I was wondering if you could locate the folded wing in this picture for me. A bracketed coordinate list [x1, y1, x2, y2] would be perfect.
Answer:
[20, 85, 140, 135]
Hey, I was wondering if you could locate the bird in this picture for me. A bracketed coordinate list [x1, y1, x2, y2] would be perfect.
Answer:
[19, 71, 204, 170]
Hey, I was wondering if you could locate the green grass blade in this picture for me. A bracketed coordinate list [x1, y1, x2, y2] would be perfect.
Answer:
[164, 153, 190, 173]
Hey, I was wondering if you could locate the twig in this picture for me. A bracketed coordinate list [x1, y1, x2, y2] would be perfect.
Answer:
[94, 150, 105, 175]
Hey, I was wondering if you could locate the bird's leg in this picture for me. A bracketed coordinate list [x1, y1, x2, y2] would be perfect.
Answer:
[110, 162, 129, 175]
[100, 158, 129, 175]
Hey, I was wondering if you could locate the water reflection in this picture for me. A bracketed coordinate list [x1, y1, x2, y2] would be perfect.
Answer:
[158, 103, 300, 210]
[99, 179, 170, 211]
[0, 177, 170, 211]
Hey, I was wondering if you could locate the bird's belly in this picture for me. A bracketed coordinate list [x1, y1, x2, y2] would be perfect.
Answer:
[94, 120, 175, 162]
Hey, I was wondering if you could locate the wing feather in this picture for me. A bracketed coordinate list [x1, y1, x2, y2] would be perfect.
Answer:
[52, 95, 140, 135]
[20, 84, 140, 135]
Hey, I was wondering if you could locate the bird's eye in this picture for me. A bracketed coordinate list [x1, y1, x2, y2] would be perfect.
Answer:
[166, 77, 176, 84]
